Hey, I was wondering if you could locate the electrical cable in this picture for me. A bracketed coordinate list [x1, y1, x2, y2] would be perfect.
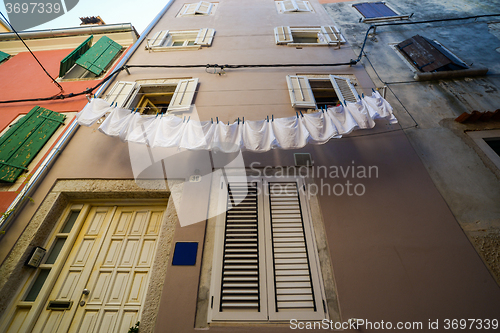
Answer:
[0, 67, 122, 104]
[0, 11, 64, 93]
[1, 13, 499, 105]
[360, 52, 419, 127]
[346, 13, 500, 128]
[354, 13, 500, 63]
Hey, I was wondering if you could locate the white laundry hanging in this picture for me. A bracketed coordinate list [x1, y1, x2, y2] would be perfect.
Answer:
[76, 91, 397, 152]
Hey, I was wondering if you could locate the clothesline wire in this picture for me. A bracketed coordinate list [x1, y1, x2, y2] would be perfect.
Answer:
[360, 52, 419, 128]
[103, 87, 360, 95]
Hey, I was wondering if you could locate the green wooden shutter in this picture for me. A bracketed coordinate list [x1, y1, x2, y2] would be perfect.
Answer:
[0, 106, 66, 183]
[75, 36, 122, 76]
[59, 35, 93, 77]
[0, 50, 10, 64]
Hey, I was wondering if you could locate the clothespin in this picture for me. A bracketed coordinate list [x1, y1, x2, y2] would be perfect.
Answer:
[238, 118, 240, 125]
[216, 117, 219, 124]
[372, 88, 376, 93]
[299, 110, 304, 117]
[211, 118, 213, 124]
[267, 116, 269, 122]
[187, 116, 191, 123]
[183, 116, 186, 123]
[296, 111, 299, 118]
[362, 93, 365, 98]
[272, 115, 274, 122]
[242, 117, 245, 124]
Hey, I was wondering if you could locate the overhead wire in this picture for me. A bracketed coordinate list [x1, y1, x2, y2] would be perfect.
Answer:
[0, 11, 64, 93]
[1, 13, 499, 105]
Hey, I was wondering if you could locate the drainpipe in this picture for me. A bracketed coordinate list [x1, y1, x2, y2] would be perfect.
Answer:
[0, 0, 176, 234]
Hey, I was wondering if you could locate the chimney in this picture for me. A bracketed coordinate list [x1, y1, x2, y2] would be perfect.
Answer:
[79, 16, 106, 26]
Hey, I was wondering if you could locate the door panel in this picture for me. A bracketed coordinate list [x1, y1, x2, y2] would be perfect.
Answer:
[8, 204, 166, 333]
[67, 206, 164, 333]
[31, 207, 116, 333]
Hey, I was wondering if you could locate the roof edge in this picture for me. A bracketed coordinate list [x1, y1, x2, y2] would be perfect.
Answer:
[0, 23, 135, 41]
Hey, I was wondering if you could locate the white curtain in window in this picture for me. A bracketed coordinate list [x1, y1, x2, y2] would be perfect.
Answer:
[76, 91, 397, 152]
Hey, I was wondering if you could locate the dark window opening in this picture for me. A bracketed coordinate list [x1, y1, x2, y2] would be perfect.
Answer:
[485, 138, 500, 156]
[129, 85, 177, 115]
[291, 31, 322, 44]
[397, 35, 469, 72]
[309, 80, 340, 108]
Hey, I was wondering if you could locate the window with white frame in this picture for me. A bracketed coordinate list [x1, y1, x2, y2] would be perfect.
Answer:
[275, 0, 313, 14]
[286, 75, 360, 109]
[177, 1, 216, 17]
[274, 26, 345, 46]
[467, 130, 500, 171]
[208, 178, 328, 322]
[105, 78, 199, 114]
[146, 28, 215, 51]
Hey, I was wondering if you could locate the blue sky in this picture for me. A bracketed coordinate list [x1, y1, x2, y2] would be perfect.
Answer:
[0, 0, 167, 34]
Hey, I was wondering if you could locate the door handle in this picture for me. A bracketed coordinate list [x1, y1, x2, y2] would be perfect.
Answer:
[82, 289, 90, 296]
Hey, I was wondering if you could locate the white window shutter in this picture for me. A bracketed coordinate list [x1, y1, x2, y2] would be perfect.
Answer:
[329, 75, 360, 103]
[321, 26, 344, 45]
[295, 0, 310, 12]
[105, 81, 136, 107]
[195, 28, 215, 46]
[264, 180, 327, 321]
[286, 75, 316, 108]
[275, 26, 293, 44]
[182, 3, 198, 15]
[210, 182, 268, 321]
[167, 78, 199, 112]
[149, 30, 169, 48]
[196, 1, 213, 14]
[282, 0, 298, 12]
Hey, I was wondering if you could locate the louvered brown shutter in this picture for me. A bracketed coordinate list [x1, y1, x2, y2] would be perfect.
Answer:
[265, 181, 326, 321]
[329, 75, 360, 103]
[210, 178, 327, 322]
[210, 182, 268, 321]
